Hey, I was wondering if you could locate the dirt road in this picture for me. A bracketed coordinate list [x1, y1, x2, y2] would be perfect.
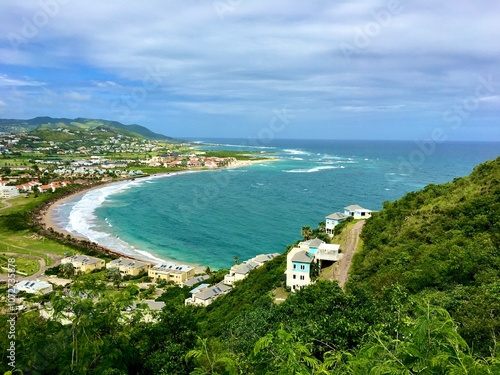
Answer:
[336, 220, 365, 289]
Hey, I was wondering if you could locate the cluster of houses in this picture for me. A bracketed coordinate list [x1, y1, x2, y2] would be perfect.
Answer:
[0, 179, 72, 198]
[286, 204, 374, 292]
[28, 252, 280, 307]
[0, 131, 164, 156]
[147, 153, 232, 169]
[184, 253, 280, 306]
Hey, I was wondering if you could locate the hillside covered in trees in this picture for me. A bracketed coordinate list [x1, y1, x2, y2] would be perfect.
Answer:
[1, 156, 499, 374]
[351, 155, 500, 355]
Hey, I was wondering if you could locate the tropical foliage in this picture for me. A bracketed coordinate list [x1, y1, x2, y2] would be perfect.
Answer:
[1, 156, 499, 373]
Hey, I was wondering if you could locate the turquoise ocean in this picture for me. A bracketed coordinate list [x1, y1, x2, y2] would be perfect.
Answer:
[52, 139, 500, 269]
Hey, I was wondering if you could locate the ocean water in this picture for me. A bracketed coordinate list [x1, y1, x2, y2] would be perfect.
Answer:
[52, 139, 500, 269]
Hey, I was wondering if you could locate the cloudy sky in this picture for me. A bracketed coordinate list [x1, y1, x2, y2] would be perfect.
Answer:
[1, 1, 499, 140]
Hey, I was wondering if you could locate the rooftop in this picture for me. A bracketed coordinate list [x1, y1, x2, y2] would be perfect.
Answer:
[326, 212, 348, 220]
[194, 283, 231, 300]
[65, 255, 103, 265]
[299, 238, 325, 248]
[344, 204, 365, 211]
[291, 250, 313, 263]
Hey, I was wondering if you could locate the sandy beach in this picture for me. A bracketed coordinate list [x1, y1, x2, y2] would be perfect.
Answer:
[40, 158, 275, 269]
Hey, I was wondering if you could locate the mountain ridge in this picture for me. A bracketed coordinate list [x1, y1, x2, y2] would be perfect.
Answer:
[0, 116, 175, 141]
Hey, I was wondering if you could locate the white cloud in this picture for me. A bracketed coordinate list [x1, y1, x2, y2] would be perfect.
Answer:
[91, 80, 119, 88]
[0, 1, 499, 139]
[64, 91, 91, 101]
[0, 74, 44, 87]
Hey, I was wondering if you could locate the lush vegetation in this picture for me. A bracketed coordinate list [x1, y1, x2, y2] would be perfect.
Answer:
[0, 117, 174, 141]
[351, 156, 500, 355]
[1, 156, 499, 374]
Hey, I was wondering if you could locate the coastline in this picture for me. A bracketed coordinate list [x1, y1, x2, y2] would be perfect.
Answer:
[39, 158, 275, 270]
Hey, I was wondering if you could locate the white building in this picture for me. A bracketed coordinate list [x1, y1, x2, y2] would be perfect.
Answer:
[343, 205, 373, 219]
[315, 243, 340, 265]
[0, 186, 20, 199]
[223, 261, 259, 285]
[185, 283, 232, 306]
[286, 242, 341, 292]
[11, 280, 53, 295]
[285, 247, 314, 292]
[223, 253, 280, 285]
[325, 212, 348, 234]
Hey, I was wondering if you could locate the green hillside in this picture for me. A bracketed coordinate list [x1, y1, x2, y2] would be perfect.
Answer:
[0, 116, 175, 141]
[1, 157, 499, 373]
[350, 156, 500, 353]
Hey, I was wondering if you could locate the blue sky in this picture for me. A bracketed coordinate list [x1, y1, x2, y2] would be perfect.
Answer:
[0, 0, 499, 140]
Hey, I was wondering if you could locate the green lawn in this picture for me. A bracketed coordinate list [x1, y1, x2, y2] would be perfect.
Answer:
[0, 191, 79, 270]
[0, 254, 40, 275]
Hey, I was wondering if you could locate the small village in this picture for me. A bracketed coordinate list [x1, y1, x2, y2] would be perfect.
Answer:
[0, 152, 239, 198]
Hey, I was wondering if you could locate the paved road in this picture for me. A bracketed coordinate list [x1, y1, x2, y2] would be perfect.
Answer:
[336, 220, 365, 289]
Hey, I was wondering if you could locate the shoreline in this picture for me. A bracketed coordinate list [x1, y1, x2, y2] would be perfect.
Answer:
[39, 158, 275, 270]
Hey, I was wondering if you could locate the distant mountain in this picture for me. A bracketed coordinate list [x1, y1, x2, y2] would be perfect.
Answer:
[0, 117, 175, 141]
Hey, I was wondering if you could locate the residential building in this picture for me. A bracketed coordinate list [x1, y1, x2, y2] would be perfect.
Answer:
[286, 242, 341, 291]
[325, 212, 348, 234]
[148, 263, 195, 285]
[185, 283, 232, 306]
[0, 186, 20, 199]
[251, 253, 280, 265]
[106, 258, 151, 276]
[11, 280, 53, 295]
[223, 253, 280, 285]
[223, 261, 259, 285]
[61, 255, 105, 273]
[298, 238, 325, 255]
[183, 275, 210, 288]
[343, 205, 373, 219]
[315, 243, 340, 267]
[286, 247, 314, 292]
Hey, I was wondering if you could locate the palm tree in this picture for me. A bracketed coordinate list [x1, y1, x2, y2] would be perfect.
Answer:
[318, 221, 326, 232]
[60, 262, 75, 279]
[204, 266, 212, 276]
[301, 226, 312, 240]
[233, 256, 239, 265]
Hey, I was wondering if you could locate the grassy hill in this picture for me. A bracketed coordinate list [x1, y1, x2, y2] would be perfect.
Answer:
[350, 155, 500, 354]
[0, 116, 175, 141]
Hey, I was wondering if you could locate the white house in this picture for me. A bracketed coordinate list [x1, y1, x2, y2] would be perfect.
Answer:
[185, 283, 232, 306]
[223, 253, 279, 285]
[223, 261, 259, 285]
[11, 280, 53, 295]
[343, 205, 373, 219]
[286, 247, 314, 292]
[0, 186, 20, 199]
[298, 238, 325, 255]
[286, 242, 341, 292]
[183, 275, 210, 288]
[325, 212, 348, 234]
[315, 243, 340, 266]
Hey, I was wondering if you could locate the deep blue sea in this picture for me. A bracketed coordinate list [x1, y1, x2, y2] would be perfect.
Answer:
[52, 139, 500, 269]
